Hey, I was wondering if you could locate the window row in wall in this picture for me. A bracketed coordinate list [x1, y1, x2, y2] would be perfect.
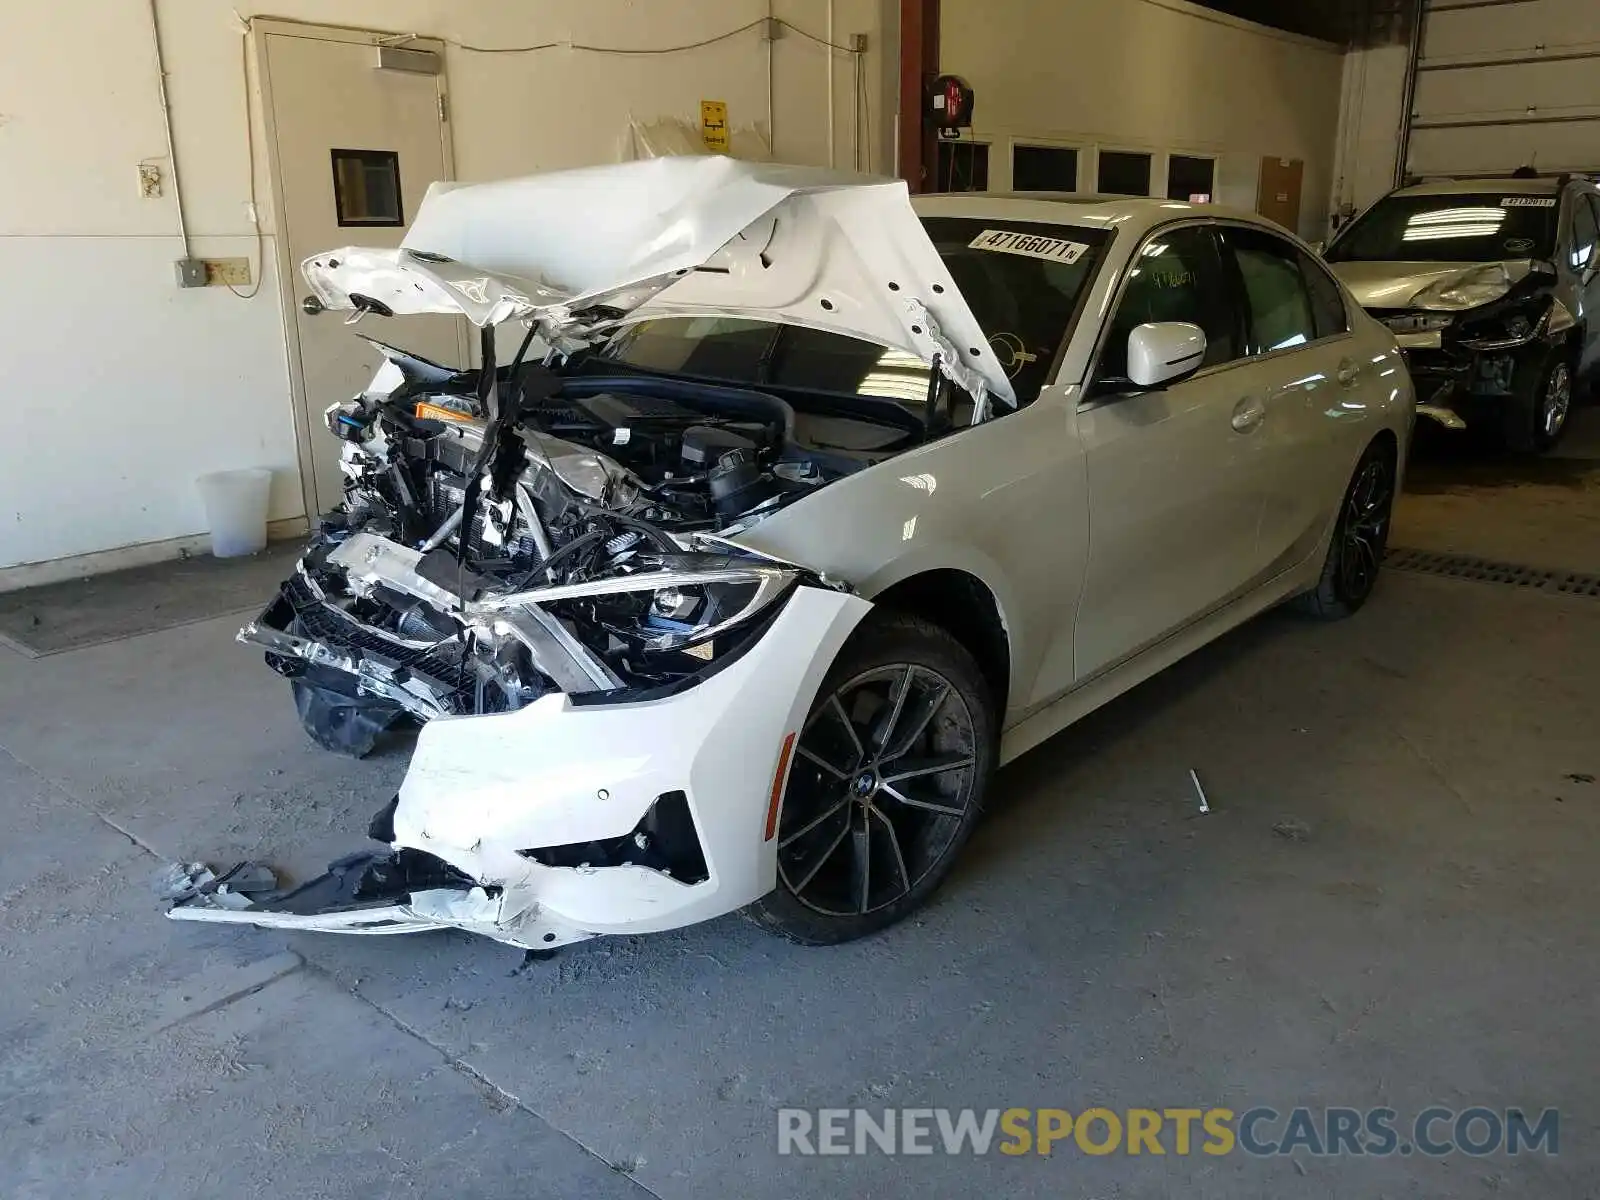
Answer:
[934, 140, 1216, 202]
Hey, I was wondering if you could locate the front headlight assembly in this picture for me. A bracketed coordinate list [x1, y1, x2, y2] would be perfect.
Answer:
[1455, 295, 1564, 351]
[479, 564, 800, 654]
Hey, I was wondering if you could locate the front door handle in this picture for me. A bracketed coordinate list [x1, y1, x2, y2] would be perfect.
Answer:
[1231, 396, 1266, 433]
[1336, 357, 1361, 387]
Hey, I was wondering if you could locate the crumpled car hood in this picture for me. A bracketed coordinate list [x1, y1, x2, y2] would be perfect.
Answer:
[302, 156, 1014, 407]
[1329, 258, 1536, 311]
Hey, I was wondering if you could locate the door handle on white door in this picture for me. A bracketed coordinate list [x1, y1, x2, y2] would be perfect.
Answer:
[1336, 358, 1361, 387]
[1231, 396, 1266, 432]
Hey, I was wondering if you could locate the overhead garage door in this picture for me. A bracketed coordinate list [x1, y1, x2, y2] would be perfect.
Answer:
[1405, 0, 1600, 177]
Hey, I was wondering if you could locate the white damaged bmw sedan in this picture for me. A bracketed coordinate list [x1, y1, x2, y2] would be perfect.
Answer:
[170, 157, 1412, 949]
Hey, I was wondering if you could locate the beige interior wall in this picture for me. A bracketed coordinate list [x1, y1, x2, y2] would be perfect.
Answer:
[0, 0, 886, 574]
[1331, 43, 1411, 223]
[939, 0, 1346, 237]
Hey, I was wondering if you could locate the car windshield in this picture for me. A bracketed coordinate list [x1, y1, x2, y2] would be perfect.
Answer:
[1326, 192, 1559, 263]
[599, 217, 1109, 406]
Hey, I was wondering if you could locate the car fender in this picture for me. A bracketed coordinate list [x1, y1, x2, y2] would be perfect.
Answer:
[734, 398, 1089, 716]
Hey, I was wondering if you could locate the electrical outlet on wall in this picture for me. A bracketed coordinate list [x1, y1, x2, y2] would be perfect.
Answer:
[138, 163, 163, 199]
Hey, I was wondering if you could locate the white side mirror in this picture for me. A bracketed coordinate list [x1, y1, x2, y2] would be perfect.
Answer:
[1127, 322, 1207, 388]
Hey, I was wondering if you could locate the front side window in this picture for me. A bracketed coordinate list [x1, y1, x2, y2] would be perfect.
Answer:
[1223, 226, 1318, 353]
[1098, 225, 1239, 383]
[1325, 192, 1560, 263]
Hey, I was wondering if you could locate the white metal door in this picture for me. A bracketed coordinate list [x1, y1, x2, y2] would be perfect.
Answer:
[260, 26, 465, 518]
[1073, 224, 1267, 683]
[1406, 0, 1600, 177]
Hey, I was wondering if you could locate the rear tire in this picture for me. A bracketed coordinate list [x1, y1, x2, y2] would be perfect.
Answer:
[1294, 439, 1396, 621]
[745, 613, 996, 945]
[1503, 346, 1574, 454]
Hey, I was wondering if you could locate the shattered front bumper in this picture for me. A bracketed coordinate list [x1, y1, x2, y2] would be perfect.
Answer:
[242, 562, 473, 726]
[170, 585, 871, 949]
[1396, 345, 1474, 431]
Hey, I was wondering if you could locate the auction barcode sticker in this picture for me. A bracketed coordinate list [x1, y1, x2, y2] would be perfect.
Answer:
[1501, 197, 1557, 207]
[969, 229, 1090, 263]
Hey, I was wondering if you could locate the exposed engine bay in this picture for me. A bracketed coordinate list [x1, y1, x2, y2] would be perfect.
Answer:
[247, 335, 941, 755]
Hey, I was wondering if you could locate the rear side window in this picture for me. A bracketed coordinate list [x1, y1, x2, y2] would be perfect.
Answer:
[1223, 226, 1317, 353]
[1299, 250, 1349, 339]
[1098, 225, 1240, 382]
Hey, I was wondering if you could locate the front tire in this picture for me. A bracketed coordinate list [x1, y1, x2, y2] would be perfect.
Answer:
[745, 613, 996, 945]
[1503, 347, 1574, 454]
[1294, 439, 1396, 620]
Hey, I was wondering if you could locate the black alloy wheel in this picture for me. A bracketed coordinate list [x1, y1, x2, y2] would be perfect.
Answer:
[746, 614, 994, 944]
[1295, 440, 1396, 620]
[1504, 347, 1575, 454]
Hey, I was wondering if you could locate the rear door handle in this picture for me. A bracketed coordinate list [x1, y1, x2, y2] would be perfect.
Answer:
[1336, 358, 1361, 387]
[1231, 396, 1266, 432]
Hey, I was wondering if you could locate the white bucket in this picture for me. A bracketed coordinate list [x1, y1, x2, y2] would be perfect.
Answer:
[197, 468, 272, 558]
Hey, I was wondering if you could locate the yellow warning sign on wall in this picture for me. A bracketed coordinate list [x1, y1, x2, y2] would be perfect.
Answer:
[700, 100, 729, 154]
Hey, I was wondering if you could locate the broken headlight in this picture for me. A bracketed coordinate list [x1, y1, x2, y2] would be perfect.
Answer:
[1455, 295, 1557, 350]
[481, 565, 799, 654]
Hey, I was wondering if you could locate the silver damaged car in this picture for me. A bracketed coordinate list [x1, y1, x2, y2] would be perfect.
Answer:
[1326, 174, 1600, 452]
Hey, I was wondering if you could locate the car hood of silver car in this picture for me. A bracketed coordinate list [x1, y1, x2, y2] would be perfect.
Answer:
[301, 156, 1015, 407]
[1328, 257, 1538, 311]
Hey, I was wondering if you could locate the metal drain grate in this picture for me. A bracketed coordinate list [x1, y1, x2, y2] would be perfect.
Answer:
[1384, 547, 1600, 599]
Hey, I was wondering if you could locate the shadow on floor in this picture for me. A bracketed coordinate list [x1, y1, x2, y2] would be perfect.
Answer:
[0, 540, 302, 657]
[1404, 410, 1600, 493]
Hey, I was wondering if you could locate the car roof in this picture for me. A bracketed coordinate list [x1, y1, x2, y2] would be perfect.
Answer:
[910, 191, 1276, 237]
[1392, 177, 1565, 197]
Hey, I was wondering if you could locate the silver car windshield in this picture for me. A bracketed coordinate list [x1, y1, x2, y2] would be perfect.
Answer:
[1327, 193, 1559, 264]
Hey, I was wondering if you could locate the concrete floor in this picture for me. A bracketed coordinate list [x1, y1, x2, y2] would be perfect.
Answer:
[3, 423, 1598, 1198]
[1394, 407, 1600, 573]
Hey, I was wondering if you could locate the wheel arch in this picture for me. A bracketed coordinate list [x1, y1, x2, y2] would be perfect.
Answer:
[867, 568, 1012, 716]
[1367, 425, 1399, 465]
